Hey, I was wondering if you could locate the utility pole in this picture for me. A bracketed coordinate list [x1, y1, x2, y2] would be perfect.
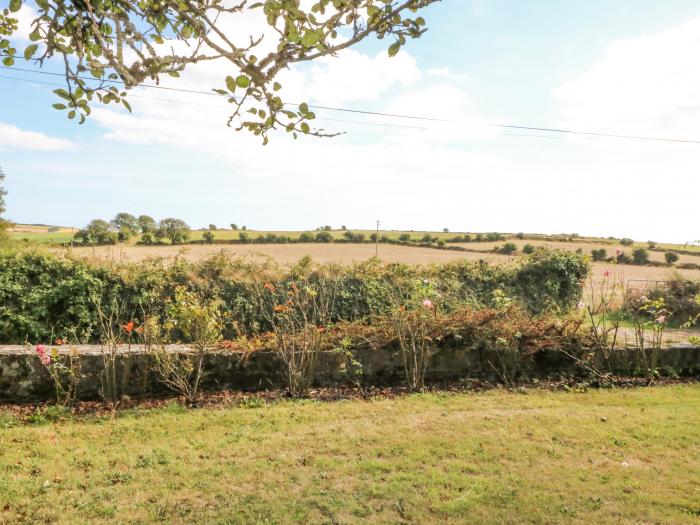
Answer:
[375, 220, 379, 258]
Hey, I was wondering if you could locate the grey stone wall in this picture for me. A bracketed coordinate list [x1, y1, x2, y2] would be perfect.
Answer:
[1, 343, 699, 403]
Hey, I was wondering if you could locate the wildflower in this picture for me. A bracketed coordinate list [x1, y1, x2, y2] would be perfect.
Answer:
[35, 344, 50, 366]
[274, 304, 288, 313]
[422, 299, 434, 309]
[577, 301, 586, 310]
[54, 338, 64, 346]
[655, 315, 667, 324]
[603, 270, 612, 278]
[615, 248, 623, 256]
[123, 321, 135, 334]
[263, 282, 275, 292]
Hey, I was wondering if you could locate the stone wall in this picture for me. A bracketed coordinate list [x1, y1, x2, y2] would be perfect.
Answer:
[1, 344, 699, 403]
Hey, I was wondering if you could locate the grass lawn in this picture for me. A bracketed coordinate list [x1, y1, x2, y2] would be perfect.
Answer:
[1, 385, 699, 524]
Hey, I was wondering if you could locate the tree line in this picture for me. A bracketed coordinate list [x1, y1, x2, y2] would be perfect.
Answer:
[75, 214, 190, 245]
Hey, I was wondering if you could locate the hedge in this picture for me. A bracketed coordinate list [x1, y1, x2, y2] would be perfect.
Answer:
[0, 249, 589, 344]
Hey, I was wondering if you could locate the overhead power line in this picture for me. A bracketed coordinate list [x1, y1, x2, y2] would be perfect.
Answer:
[3, 64, 700, 145]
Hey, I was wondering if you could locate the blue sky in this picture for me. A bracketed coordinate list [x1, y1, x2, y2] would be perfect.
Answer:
[2, 0, 700, 243]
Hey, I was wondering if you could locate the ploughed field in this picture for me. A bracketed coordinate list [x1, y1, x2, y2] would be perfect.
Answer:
[0, 385, 698, 524]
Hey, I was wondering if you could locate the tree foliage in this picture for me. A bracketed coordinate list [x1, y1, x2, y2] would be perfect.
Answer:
[138, 214, 158, 234]
[75, 219, 118, 245]
[156, 217, 190, 244]
[1, 0, 438, 142]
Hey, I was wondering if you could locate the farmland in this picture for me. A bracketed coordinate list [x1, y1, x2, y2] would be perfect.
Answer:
[58, 241, 700, 290]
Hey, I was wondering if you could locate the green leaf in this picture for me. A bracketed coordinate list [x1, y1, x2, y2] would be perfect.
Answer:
[301, 29, 322, 48]
[388, 42, 401, 57]
[299, 102, 309, 114]
[122, 99, 132, 113]
[235, 75, 250, 89]
[300, 122, 310, 134]
[67, 110, 76, 119]
[52, 103, 67, 110]
[23, 44, 38, 60]
[225, 75, 236, 92]
[2, 57, 14, 67]
[29, 28, 41, 42]
[9, 0, 22, 13]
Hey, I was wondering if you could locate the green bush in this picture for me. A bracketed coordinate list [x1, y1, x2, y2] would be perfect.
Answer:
[632, 247, 649, 265]
[498, 242, 518, 254]
[591, 248, 607, 261]
[620, 238, 634, 246]
[0, 249, 589, 344]
[522, 244, 535, 255]
[664, 252, 679, 265]
[647, 276, 700, 327]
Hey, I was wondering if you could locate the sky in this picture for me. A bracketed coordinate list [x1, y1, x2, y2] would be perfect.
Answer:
[1, 0, 700, 243]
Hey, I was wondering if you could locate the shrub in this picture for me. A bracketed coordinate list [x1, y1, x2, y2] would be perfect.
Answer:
[664, 252, 679, 265]
[591, 248, 607, 262]
[238, 231, 250, 243]
[203, 231, 215, 244]
[230, 223, 238, 230]
[398, 233, 411, 242]
[152, 288, 222, 405]
[647, 276, 700, 327]
[299, 232, 313, 242]
[516, 232, 525, 240]
[522, 244, 534, 254]
[498, 242, 518, 254]
[620, 238, 634, 246]
[632, 247, 649, 265]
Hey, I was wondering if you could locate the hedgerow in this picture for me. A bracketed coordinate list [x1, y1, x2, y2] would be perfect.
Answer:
[0, 248, 589, 344]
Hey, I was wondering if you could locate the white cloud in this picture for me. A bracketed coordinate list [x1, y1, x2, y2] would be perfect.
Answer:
[0, 122, 77, 151]
[554, 17, 700, 139]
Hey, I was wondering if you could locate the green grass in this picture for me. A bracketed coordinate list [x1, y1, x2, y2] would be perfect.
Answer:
[1, 385, 699, 524]
[9, 230, 75, 244]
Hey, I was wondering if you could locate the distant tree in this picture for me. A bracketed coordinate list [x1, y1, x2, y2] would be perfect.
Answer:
[421, 234, 435, 244]
[299, 232, 314, 242]
[343, 230, 354, 240]
[203, 230, 215, 244]
[664, 252, 679, 265]
[443, 228, 449, 233]
[156, 218, 190, 244]
[112, 212, 139, 235]
[522, 244, 535, 254]
[322, 225, 332, 231]
[353, 233, 366, 242]
[341, 225, 347, 230]
[315, 231, 333, 243]
[632, 247, 649, 265]
[475, 233, 484, 242]
[238, 232, 250, 243]
[647, 241, 657, 249]
[241, 226, 247, 231]
[138, 215, 157, 234]
[230, 223, 238, 231]
[75, 219, 118, 245]
[208, 224, 217, 231]
[398, 233, 411, 242]
[370, 233, 378, 242]
[620, 238, 634, 246]
[516, 232, 525, 240]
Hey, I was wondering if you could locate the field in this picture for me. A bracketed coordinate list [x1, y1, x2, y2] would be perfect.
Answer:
[8, 224, 76, 244]
[59, 242, 700, 290]
[0, 385, 698, 524]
